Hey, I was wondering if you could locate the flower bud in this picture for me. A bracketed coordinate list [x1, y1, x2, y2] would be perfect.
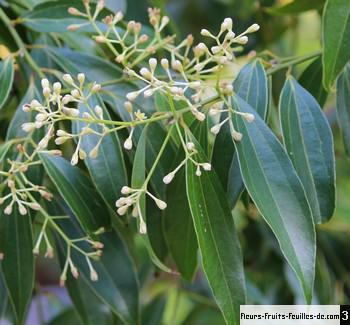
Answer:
[221, 18, 233, 31]
[163, 172, 175, 184]
[36, 113, 47, 122]
[89, 145, 99, 159]
[55, 136, 70, 145]
[68, 7, 81, 16]
[117, 205, 128, 216]
[139, 219, 147, 234]
[53, 82, 62, 94]
[186, 142, 195, 150]
[95, 35, 107, 43]
[161, 58, 169, 70]
[29, 203, 41, 211]
[143, 89, 154, 97]
[172, 60, 182, 71]
[121, 186, 132, 194]
[90, 269, 98, 282]
[19, 204, 27, 216]
[4, 204, 13, 215]
[123, 137, 133, 150]
[242, 112, 255, 122]
[41, 78, 50, 89]
[149, 58, 157, 70]
[63, 74, 74, 84]
[124, 101, 133, 112]
[139, 34, 149, 43]
[71, 152, 79, 166]
[155, 199, 167, 210]
[94, 105, 103, 118]
[195, 166, 202, 177]
[30, 100, 41, 108]
[21, 122, 35, 133]
[71, 89, 80, 98]
[236, 36, 248, 44]
[202, 163, 212, 171]
[140, 67, 152, 80]
[246, 23, 260, 33]
[200, 29, 212, 37]
[77, 73, 85, 84]
[126, 91, 139, 101]
[210, 124, 221, 135]
[232, 130, 243, 141]
[67, 24, 81, 31]
[43, 87, 51, 98]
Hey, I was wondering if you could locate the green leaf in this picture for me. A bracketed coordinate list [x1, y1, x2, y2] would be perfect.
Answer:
[72, 95, 127, 212]
[0, 57, 14, 110]
[231, 95, 316, 303]
[164, 158, 198, 281]
[21, 0, 113, 33]
[280, 76, 335, 223]
[336, 63, 350, 156]
[40, 154, 110, 234]
[299, 57, 328, 107]
[322, 0, 350, 90]
[212, 59, 268, 207]
[48, 308, 82, 325]
[265, 0, 325, 15]
[186, 135, 246, 325]
[0, 142, 12, 164]
[0, 207, 34, 325]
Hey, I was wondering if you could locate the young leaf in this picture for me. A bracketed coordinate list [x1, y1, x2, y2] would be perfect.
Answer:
[322, 0, 350, 90]
[299, 57, 328, 107]
[231, 95, 316, 304]
[186, 136, 246, 325]
[40, 154, 110, 234]
[280, 77, 335, 223]
[0, 208, 34, 325]
[0, 57, 14, 110]
[72, 96, 127, 212]
[336, 63, 350, 156]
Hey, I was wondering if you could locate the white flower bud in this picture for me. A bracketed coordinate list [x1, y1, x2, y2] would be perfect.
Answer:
[43, 87, 51, 98]
[189, 81, 201, 89]
[35, 121, 43, 128]
[123, 137, 133, 150]
[143, 89, 154, 97]
[89, 145, 99, 159]
[91, 83, 101, 93]
[126, 91, 139, 101]
[62, 95, 72, 104]
[195, 166, 202, 177]
[71, 152, 79, 165]
[194, 111, 205, 122]
[38, 136, 49, 149]
[55, 137, 69, 145]
[196, 43, 207, 51]
[63, 74, 74, 84]
[163, 172, 175, 184]
[79, 149, 87, 160]
[211, 46, 221, 54]
[30, 100, 41, 108]
[21, 122, 35, 133]
[149, 58, 157, 70]
[90, 269, 98, 282]
[115, 11, 123, 22]
[161, 58, 169, 70]
[140, 67, 152, 80]
[68, 108, 80, 117]
[202, 163, 212, 171]
[19, 204, 27, 215]
[78, 73, 85, 84]
[82, 112, 92, 119]
[232, 130, 243, 141]
[56, 130, 68, 137]
[71, 89, 80, 98]
[139, 219, 147, 234]
[210, 124, 221, 135]
[41, 78, 50, 89]
[22, 104, 31, 112]
[246, 23, 260, 33]
[172, 60, 182, 71]
[116, 197, 127, 207]
[117, 205, 128, 216]
[200, 29, 212, 37]
[221, 18, 233, 31]
[94, 105, 103, 118]
[29, 203, 41, 211]
[160, 16, 169, 29]
[35, 113, 47, 122]
[186, 142, 195, 150]
[226, 31, 235, 39]
[236, 36, 248, 44]
[155, 199, 167, 210]
[4, 204, 13, 215]
[121, 186, 132, 195]
[209, 108, 220, 116]
[242, 112, 255, 123]
[53, 82, 62, 94]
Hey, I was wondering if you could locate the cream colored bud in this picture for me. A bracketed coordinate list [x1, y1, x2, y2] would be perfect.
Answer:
[124, 101, 133, 112]
[71, 89, 80, 98]
[35, 113, 47, 122]
[30, 99, 41, 108]
[200, 29, 212, 37]
[139, 219, 147, 234]
[94, 105, 103, 118]
[243, 112, 255, 123]
[71, 152, 79, 166]
[43, 87, 51, 98]
[194, 111, 206, 122]
[19, 204, 27, 216]
[116, 54, 125, 63]
[41, 78, 50, 88]
[139, 34, 149, 43]
[71, 267, 79, 279]
[115, 11, 124, 22]
[68, 7, 81, 16]
[246, 23, 260, 33]
[140, 67, 152, 80]
[91, 83, 101, 93]
[155, 199, 167, 210]
[29, 203, 41, 211]
[236, 36, 248, 44]
[186, 142, 195, 150]
[79, 149, 87, 160]
[210, 124, 221, 135]
[189, 81, 201, 89]
[53, 82, 62, 94]
[163, 172, 175, 184]
[77, 73, 85, 84]
[172, 60, 182, 71]
[35, 121, 43, 129]
[160, 16, 169, 29]
[202, 163, 212, 171]
[82, 112, 92, 119]
[221, 18, 233, 31]
[63, 74, 74, 84]
[161, 58, 169, 70]
[226, 31, 235, 39]
[149, 57, 157, 70]
[67, 24, 81, 31]
[56, 130, 68, 137]
[117, 205, 128, 216]
[143, 89, 154, 98]
[62, 95, 72, 104]
[126, 91, 139, 101]
[55, 136, 69, 145]
[195, 166, 202, 177]
[211, 46, 221, 54]
[95, 35, 107, 43]
[89, 146, 99, 159]
[96, 0, 104, 11]
[90, 269, 98, 282]
[123, 137, 133, 150]
[4, 204, 13, 215]
[121, 186, 132, 195]
[232, 130, 243, 141]
[21, 122, 35, 133]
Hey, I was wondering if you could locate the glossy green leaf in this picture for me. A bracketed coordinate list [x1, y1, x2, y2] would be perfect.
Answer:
[72, 95, 127, 212]
[48, 308, 82, 325]
[186, 135, 246, 325]
[336, 63, 350, 156]
[141, 295, 166, 325]
[299, 57, 328, 107]
[0, 207, 34, 325]
[231, 95, 316, 303]
[40, 154, 110, 234]
[164, 158, 198, 281]
[21, 1, 112, 33]
[0, 270, 9, 321]
[265, 0, 325, 15]
[322, 0, 350, 90]
[280, 77, 335, 223]
[212, 59, 268, 207]
[0, 57, 14, 110]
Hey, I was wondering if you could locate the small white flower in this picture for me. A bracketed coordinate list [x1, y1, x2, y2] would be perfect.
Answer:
[139, 219, 147, 234]
[236, 36, 248, 44]
[126, 91, 139, 101]
[155, 199, 167, 210]
[123, 137, 133, 150]
[63, 74, 74, 85]
[21, 122, 35, 133]
[232, 130, 243, 141]
[71, 152, 79, 166]
[195, 166, 202, 177]
[78, 73, 85, 84]
[200, 29, 212, 37]
[246, 23, 260, 33]
[41, 78, 50, 88]
[210, 124, 221, 135]
[140, 67, 152, 80]
[149, 58, 157, 70]
[186, 142, 195, 150]
[43, 87, 51, 98]
[242, 113, 255, 123]
[117, 205, 128, 216]
[161, 58, 169, 70]
[202, 163, 212, 171]
[94, 105, 103, 118]
[221, 18, 233, 31]
[121, 186, 132, 195]
[53, 82, 62, 94]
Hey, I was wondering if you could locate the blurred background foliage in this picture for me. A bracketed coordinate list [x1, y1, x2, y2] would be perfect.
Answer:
[0, 0, 349, 324]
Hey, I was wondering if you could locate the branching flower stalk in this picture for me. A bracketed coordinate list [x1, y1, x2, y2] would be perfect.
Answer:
[0, 0, 260, 285]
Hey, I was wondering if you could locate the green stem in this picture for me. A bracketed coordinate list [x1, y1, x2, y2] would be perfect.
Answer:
[0, 8, 45, 78]
[266, 50, 322, 76]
